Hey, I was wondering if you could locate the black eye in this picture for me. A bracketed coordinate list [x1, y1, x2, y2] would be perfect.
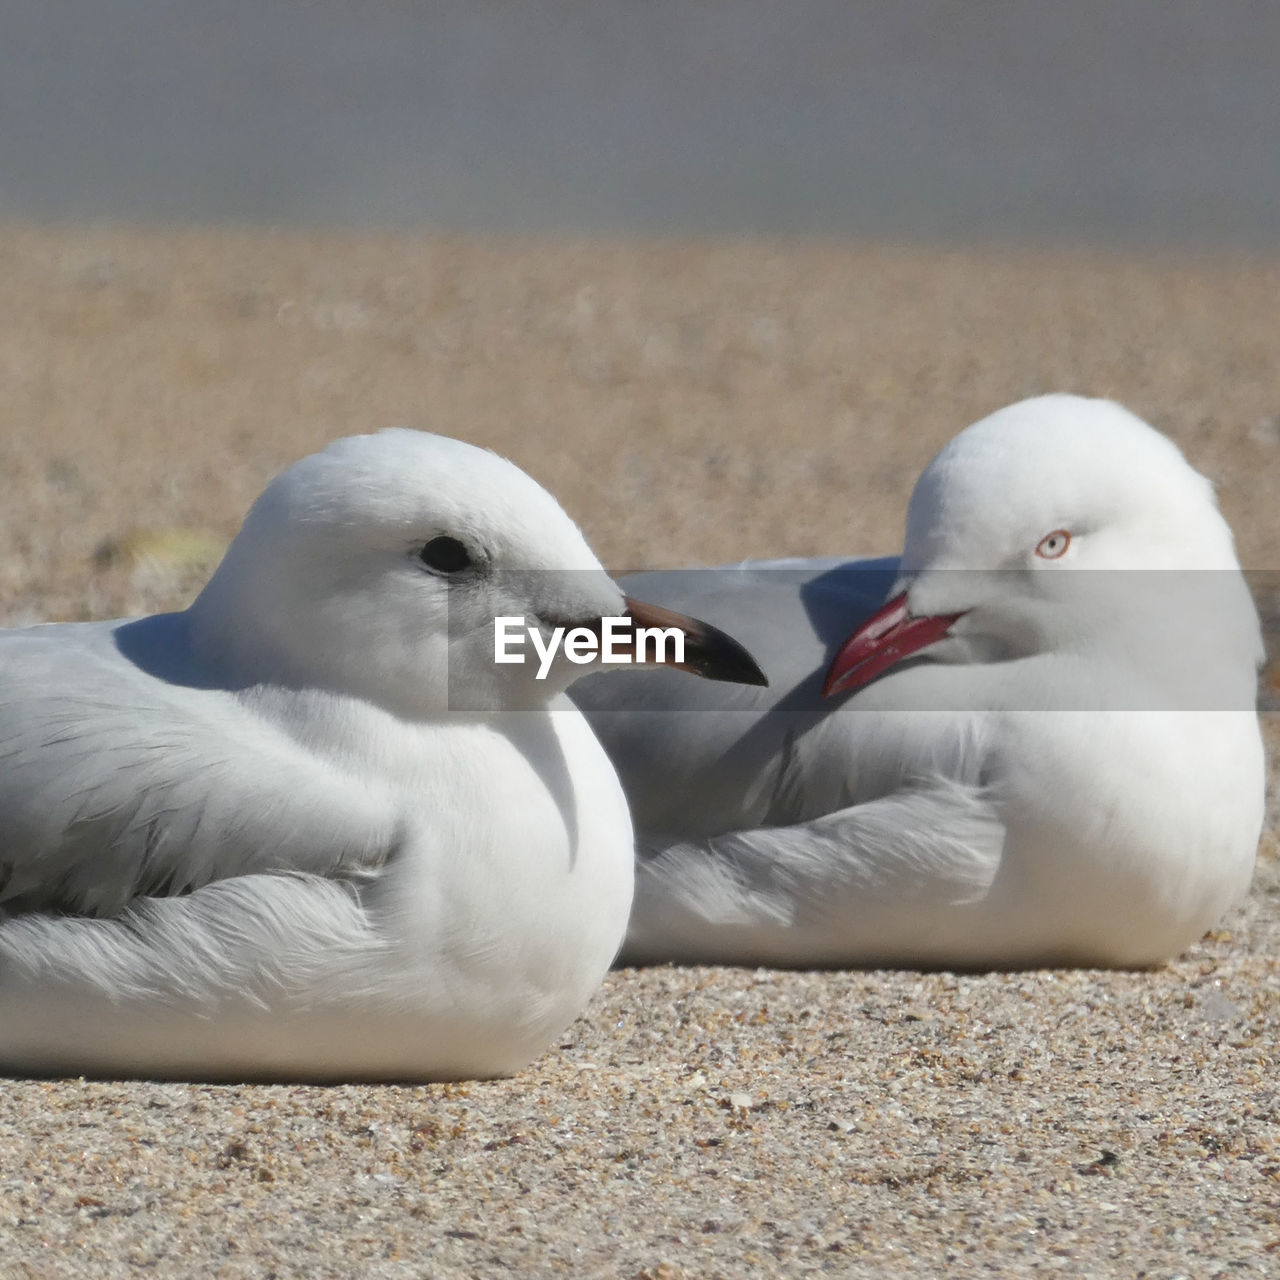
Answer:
[419, 536, 473, 575]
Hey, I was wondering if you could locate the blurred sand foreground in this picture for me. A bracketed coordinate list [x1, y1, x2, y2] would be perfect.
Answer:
[0, 225, 1277, 1277]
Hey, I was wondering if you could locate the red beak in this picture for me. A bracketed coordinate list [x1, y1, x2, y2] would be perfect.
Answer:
[822, 591, 965, 698]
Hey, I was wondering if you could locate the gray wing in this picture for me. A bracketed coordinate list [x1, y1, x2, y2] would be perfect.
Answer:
[570, 557, 898, 837]
[621, 779, 1006, 967]
[0, 619, 398, 917]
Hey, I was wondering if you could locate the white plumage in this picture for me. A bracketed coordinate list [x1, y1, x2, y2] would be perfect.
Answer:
[573, 396, 1266, 968]
[0, 429, 757, 1081]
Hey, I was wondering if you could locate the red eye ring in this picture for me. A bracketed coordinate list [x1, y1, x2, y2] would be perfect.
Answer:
[1035, 529, 1071, 560]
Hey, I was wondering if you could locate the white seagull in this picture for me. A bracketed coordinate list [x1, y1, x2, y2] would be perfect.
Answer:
[573, 395, 1266, 968]
[0, 429, 764, 1081]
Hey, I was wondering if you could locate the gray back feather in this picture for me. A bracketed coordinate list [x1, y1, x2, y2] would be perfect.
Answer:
[0, 624, 397, 916]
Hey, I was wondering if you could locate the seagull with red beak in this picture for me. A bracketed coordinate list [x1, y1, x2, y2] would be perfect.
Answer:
[573, 395, 1265, 969]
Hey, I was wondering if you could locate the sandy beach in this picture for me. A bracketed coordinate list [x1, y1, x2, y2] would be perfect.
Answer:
[0, 225, 1276, 1277]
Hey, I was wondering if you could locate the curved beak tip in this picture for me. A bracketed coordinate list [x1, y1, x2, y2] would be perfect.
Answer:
[690, 625, 770, 687]
[623, 595, 769, 687]
[822, 591, 963, 699]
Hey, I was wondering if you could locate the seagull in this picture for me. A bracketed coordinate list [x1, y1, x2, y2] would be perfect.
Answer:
[572, 395, 1266, 969]
[0, 428, 765, 1081]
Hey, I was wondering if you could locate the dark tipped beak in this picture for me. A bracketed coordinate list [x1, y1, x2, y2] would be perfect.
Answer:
[623, 596, 769, 686]
[822, 591, 964, 698]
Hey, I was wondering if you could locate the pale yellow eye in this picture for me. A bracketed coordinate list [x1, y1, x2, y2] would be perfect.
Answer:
[1035, 529, 1071, 559]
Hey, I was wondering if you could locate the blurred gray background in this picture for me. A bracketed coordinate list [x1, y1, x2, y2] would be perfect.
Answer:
[1, 0, 1278, 245]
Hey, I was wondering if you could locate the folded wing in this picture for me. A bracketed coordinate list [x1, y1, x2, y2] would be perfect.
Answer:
[0, 624, 398, 917]
[570, 557, 898, 837]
